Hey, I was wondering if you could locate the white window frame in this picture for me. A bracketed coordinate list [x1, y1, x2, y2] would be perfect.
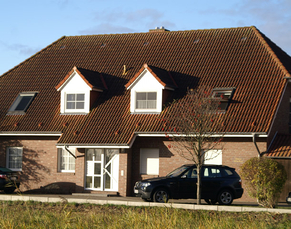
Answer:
[58, 148, 76, 172]
[6, 147, 23, 171]
[140, 148, 159, 175]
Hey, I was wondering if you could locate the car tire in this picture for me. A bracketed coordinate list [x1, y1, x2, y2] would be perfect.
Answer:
[4, 188, 16, 194]
[153, 188, 169, 203]
[218, 189, 233, 205]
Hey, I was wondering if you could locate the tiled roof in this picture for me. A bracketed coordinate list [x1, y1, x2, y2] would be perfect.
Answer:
[56, 66, 107, 91]
[125, 63, 177, 89]
[266, 134, 291, 157]
[0, 26, 290, 145]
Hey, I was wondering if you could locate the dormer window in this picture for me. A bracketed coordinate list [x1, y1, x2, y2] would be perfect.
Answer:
[212, 88, 235, 111]
[56, 66, 107, 114]
[8, 92, 37, 115]
[125, 64, 177, 114]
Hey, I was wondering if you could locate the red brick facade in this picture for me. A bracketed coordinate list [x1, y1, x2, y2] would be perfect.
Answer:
[0, 134, 277, 202]
[130, 136, 267, 202]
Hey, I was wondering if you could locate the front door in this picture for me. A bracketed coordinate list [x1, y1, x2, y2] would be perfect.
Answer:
[85, 149, 119, 191]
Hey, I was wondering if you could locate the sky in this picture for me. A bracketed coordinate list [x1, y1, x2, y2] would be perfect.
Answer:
[0, 0, 291, 76]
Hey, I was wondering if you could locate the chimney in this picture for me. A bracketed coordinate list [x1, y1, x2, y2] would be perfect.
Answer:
[149, 26, 170, 33]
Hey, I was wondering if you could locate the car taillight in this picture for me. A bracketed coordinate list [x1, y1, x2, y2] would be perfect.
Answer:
[239, 179, 242, 186]
[0, 174, 7, 179]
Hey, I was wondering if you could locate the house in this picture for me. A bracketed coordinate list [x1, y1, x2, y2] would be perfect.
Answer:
[1, 26, 291, 201]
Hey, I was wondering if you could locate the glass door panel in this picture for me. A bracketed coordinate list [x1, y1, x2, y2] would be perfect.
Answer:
[85, 149, 119, 191]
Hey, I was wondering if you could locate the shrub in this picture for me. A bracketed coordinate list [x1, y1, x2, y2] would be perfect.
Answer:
[241, 157, 287, 208]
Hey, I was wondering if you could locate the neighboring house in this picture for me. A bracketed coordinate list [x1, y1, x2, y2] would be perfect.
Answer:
[1, 26, 291, 201]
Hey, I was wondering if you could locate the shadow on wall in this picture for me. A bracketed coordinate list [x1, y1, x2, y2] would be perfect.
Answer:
[21, 147, 51, 190]
[0, 138, 51, 191]
[23, 182, 78, 194]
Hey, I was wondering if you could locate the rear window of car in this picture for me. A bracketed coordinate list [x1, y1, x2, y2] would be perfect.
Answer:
[222, 168, 234, 176]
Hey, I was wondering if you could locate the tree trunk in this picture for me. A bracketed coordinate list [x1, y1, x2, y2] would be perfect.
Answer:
[197, 164, 201, 205]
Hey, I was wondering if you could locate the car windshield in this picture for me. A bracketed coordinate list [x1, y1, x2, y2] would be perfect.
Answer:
[166, 165, 191, 177]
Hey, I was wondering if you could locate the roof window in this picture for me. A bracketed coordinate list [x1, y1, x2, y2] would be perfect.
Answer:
[8, 92, 37, 115]
[212, 88, 235, 111]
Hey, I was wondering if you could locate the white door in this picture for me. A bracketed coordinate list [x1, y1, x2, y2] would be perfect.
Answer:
[85, 149, 119, 191]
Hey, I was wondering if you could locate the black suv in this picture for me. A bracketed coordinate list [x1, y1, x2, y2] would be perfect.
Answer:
[0, 167, 20, 194]
[134, 164, 243, 205]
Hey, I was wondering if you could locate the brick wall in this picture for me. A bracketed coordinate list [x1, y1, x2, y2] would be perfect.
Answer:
[0, 136, 85, 193]
[130, 136, 267, 202]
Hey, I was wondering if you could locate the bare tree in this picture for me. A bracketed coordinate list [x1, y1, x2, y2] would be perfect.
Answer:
[162, 87, 226, 204]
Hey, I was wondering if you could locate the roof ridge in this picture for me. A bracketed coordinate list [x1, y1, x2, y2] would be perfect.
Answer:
[251, 26, 291, 78]
[66, 26, 255, 39]
[0, 36, 67, 78]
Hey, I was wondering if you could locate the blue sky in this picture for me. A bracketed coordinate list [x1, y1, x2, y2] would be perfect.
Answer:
[1, 0, 291, 75]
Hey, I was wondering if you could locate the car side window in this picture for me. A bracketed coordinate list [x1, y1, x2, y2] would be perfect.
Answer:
[184, 168, 197, 178]
[203, 167, 221, 178]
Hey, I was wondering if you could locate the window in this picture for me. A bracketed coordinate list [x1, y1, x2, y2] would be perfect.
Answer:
[136, 92, 157, 109]
[140, 148, 159, 175]
[66, 93, 85, 110]
[204, 150, 222, 165]
[8, 92, 37, 114]
[6, 147, 23, 171]
[212, 88, 235, 111]
[58, 148, 75, 172]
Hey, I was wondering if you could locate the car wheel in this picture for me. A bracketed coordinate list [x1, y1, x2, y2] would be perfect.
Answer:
[4, 188, 16, 194]
[153, 188, 169, 203]
[218, 189, 233, 205]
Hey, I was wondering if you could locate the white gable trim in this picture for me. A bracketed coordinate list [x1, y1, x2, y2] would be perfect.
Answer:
[59, 71, 92, 114]
[128, 69, 165, 113]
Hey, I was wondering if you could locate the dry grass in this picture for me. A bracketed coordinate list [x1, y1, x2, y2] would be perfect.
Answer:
[0, 200, 290, 228]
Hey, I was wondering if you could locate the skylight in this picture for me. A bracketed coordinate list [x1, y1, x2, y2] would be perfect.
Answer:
[212, 88, 235, 111]
[8, 92, 37, 114]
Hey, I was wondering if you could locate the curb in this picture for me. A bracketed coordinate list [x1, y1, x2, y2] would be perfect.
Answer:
[1, 195, 291, 214]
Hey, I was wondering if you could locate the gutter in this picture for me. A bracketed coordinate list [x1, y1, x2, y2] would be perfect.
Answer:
[135, 132, 268, 138]
[56, 144, 130, 149]
[0, 131, 62, 136]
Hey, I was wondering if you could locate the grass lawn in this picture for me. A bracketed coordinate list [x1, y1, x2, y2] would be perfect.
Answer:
[0, 200, 290, 228]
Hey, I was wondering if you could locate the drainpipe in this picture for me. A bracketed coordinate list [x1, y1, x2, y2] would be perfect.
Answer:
[252, 133, 261, 157]
[65, 145, 76, 159]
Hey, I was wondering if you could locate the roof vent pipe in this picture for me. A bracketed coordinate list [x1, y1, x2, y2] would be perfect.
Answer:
[149, 27, 170, 33]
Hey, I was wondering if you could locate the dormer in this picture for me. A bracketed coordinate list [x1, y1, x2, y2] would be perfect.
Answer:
[55, 66, 107, 114]
[125, 64, 177, 114]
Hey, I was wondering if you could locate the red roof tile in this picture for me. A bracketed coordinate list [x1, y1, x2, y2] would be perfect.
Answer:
[0, 26, 290, 145]
[266, 134, 291, 157]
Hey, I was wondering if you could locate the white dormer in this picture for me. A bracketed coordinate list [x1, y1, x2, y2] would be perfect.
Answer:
[56, 66, 107, 114]
[125, 64, 177, 114]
